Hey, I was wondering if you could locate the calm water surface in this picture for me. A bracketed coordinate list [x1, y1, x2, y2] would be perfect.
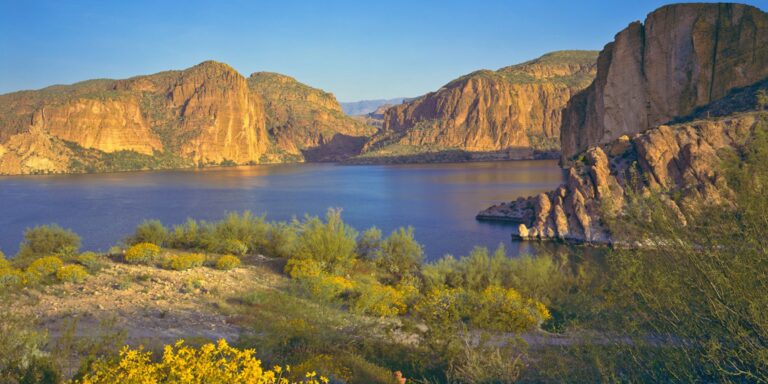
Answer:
[0, 161, 566, 260]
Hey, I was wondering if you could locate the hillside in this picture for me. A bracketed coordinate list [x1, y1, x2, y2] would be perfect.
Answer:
[356, 51, 598, 162]
[0, 62, 375, 175]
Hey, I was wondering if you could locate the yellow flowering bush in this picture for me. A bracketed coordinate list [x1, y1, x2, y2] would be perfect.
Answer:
[470, 285, 551, 333]
[285, 258, 322, 279]
[301, 274, 355, 303]
[214, 255, 241, 270]
[125, 242, 161, 265]
[350, 280, 407, 317]
[413, 287, 464, 327]
[26, 256, 64, 278]
[74, 339, 328, 384]
[56, 264, 89, 283]
[163, 253, 205, 271]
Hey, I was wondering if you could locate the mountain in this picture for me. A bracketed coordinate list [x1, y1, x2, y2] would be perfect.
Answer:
[561, 3, 768, 164]
[357, 51, 598, 162]
[478, 3, 768, 244]
[340, 98, 406, 116]
[0, 61, 374, 175]
[248, 72, 376, 162]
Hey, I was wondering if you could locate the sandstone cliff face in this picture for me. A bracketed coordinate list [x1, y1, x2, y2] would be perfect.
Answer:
[248, 72, 376, 162]
[478, 112, 761, 243]
[561, 3, 768, 163]
[0, 61, 375, 175]
[364, 51, 597, 158]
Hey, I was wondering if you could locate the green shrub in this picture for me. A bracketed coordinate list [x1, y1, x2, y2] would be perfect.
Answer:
[265, 220, 298, 258]
[0, 267, 26, 288]
[15, 225, 81, 267]
[350, 279, 406, 317]
[214, 255, 241, 271]
[126, 219, 168, 246]
[356, 227, 382, 260]
[26, 256, 64, 279]
[376, 227, 423, 281]
[75, 252, 106, 273]
[163, 253, 205, 271]
[56, 264, 89, 283]
[124, 243, 161, 265]
[211, 239, 248, 256]
[291, 209, 358, 275]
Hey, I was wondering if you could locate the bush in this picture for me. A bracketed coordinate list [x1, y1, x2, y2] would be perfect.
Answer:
[285, 258, 323, 279]
[376, 227, 423, 281]
[16, 225, 81, 267]
[126, 219, 168, 246]
[265, 221, 298, 258]
[214, 255, 241, 270]
[356, 227, 382, 260]
[26, 256, 64, 279]
[291, 209, 358, 275]
[298, 274, 355, 304]
[56, 264, 89, 283]
[0, 267, 26, 288]
[211, 239, 248, 256]
[350, 279, 407, 317]
[75, 252, 106, 273]
[163, 253, 205, 271]
[124, 243, 161, 265]
[470, 285, 551, 333]
[76, 339, 327, 384]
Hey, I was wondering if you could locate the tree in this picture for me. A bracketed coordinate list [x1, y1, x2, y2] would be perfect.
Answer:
[376, 227, 423, 281]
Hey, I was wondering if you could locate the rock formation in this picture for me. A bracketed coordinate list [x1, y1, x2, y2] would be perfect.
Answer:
[478, 111, 762, 243]
[561, 3, 768, 164]
[361, 51, 598, 160]
[0, 62, 375, 175]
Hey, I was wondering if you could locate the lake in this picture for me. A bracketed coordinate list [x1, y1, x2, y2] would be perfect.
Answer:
[0, 160, 566, 260]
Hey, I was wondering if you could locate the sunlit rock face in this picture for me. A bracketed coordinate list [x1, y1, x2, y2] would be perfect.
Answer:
[0, 61, 374, 175]
[561, 3, 768, 164]
[363, 51, 598, 157]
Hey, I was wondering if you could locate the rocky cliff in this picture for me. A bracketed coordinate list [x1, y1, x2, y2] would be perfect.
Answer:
[0, 62, 374, 175]
[561, 3, 768, 164]
[478, 111, 764, 243]
[248, 72, 376, 162]
[361, 51, 598, 160]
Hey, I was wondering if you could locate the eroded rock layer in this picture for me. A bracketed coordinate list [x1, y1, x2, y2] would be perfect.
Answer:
[561, 3, 768, 163]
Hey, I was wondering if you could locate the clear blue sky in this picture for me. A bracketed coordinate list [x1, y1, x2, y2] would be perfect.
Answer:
[1, 0, 766, 101]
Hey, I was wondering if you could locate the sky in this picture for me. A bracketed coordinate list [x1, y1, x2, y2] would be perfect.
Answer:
[1, 0, 766, 101]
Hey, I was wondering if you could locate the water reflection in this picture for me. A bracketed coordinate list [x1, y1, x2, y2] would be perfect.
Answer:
[0, 161, 568, 260]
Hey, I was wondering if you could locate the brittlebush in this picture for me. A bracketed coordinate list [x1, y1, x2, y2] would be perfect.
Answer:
[74, 339, 328, 384]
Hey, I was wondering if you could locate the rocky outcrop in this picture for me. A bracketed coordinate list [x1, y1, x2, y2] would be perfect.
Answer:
[361, 51, 598, 159]
[248, 72, 376, 162]
[0, 61, 376, 175]
[561, 3, 768, 163]
[478, 112, 761, 243]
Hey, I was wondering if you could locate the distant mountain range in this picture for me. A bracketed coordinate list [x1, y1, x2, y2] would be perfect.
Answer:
[340, 98, 407, 116]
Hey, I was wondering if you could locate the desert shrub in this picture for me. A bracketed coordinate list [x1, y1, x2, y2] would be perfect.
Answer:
[124, 243, 161, 265]
[209, 211, 270, 253]
[163, 253, 205, 271]
[0, 267, 26, 288]
[356, 227, 382, 260]
[75, 252, 106, 273]
[469, 285, 551, 333]
[168, 218, 203, 249]
[15, 225, 81, 267]
[214, 255, 241, 271]
[298, 274, 355, 304]
[75, 339, 327, 384]
[285, 257, 323, 279]
[56, 264, 89, 283]
[350, 279, 407, 317]
[376, 227, 423, 282]
[447, 336, 524, 384]
[126, 219, 168, 246]
[210, 238, 248, 256]
[0, 301, 58, 384]
[291, 209, 358, 275]
[293, 353, 395, 384]
[26, 256, 64, 279]
[265, 220, 298, 258]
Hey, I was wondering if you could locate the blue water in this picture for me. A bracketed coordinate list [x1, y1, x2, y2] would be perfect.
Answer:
[0, 161, 566, 260]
